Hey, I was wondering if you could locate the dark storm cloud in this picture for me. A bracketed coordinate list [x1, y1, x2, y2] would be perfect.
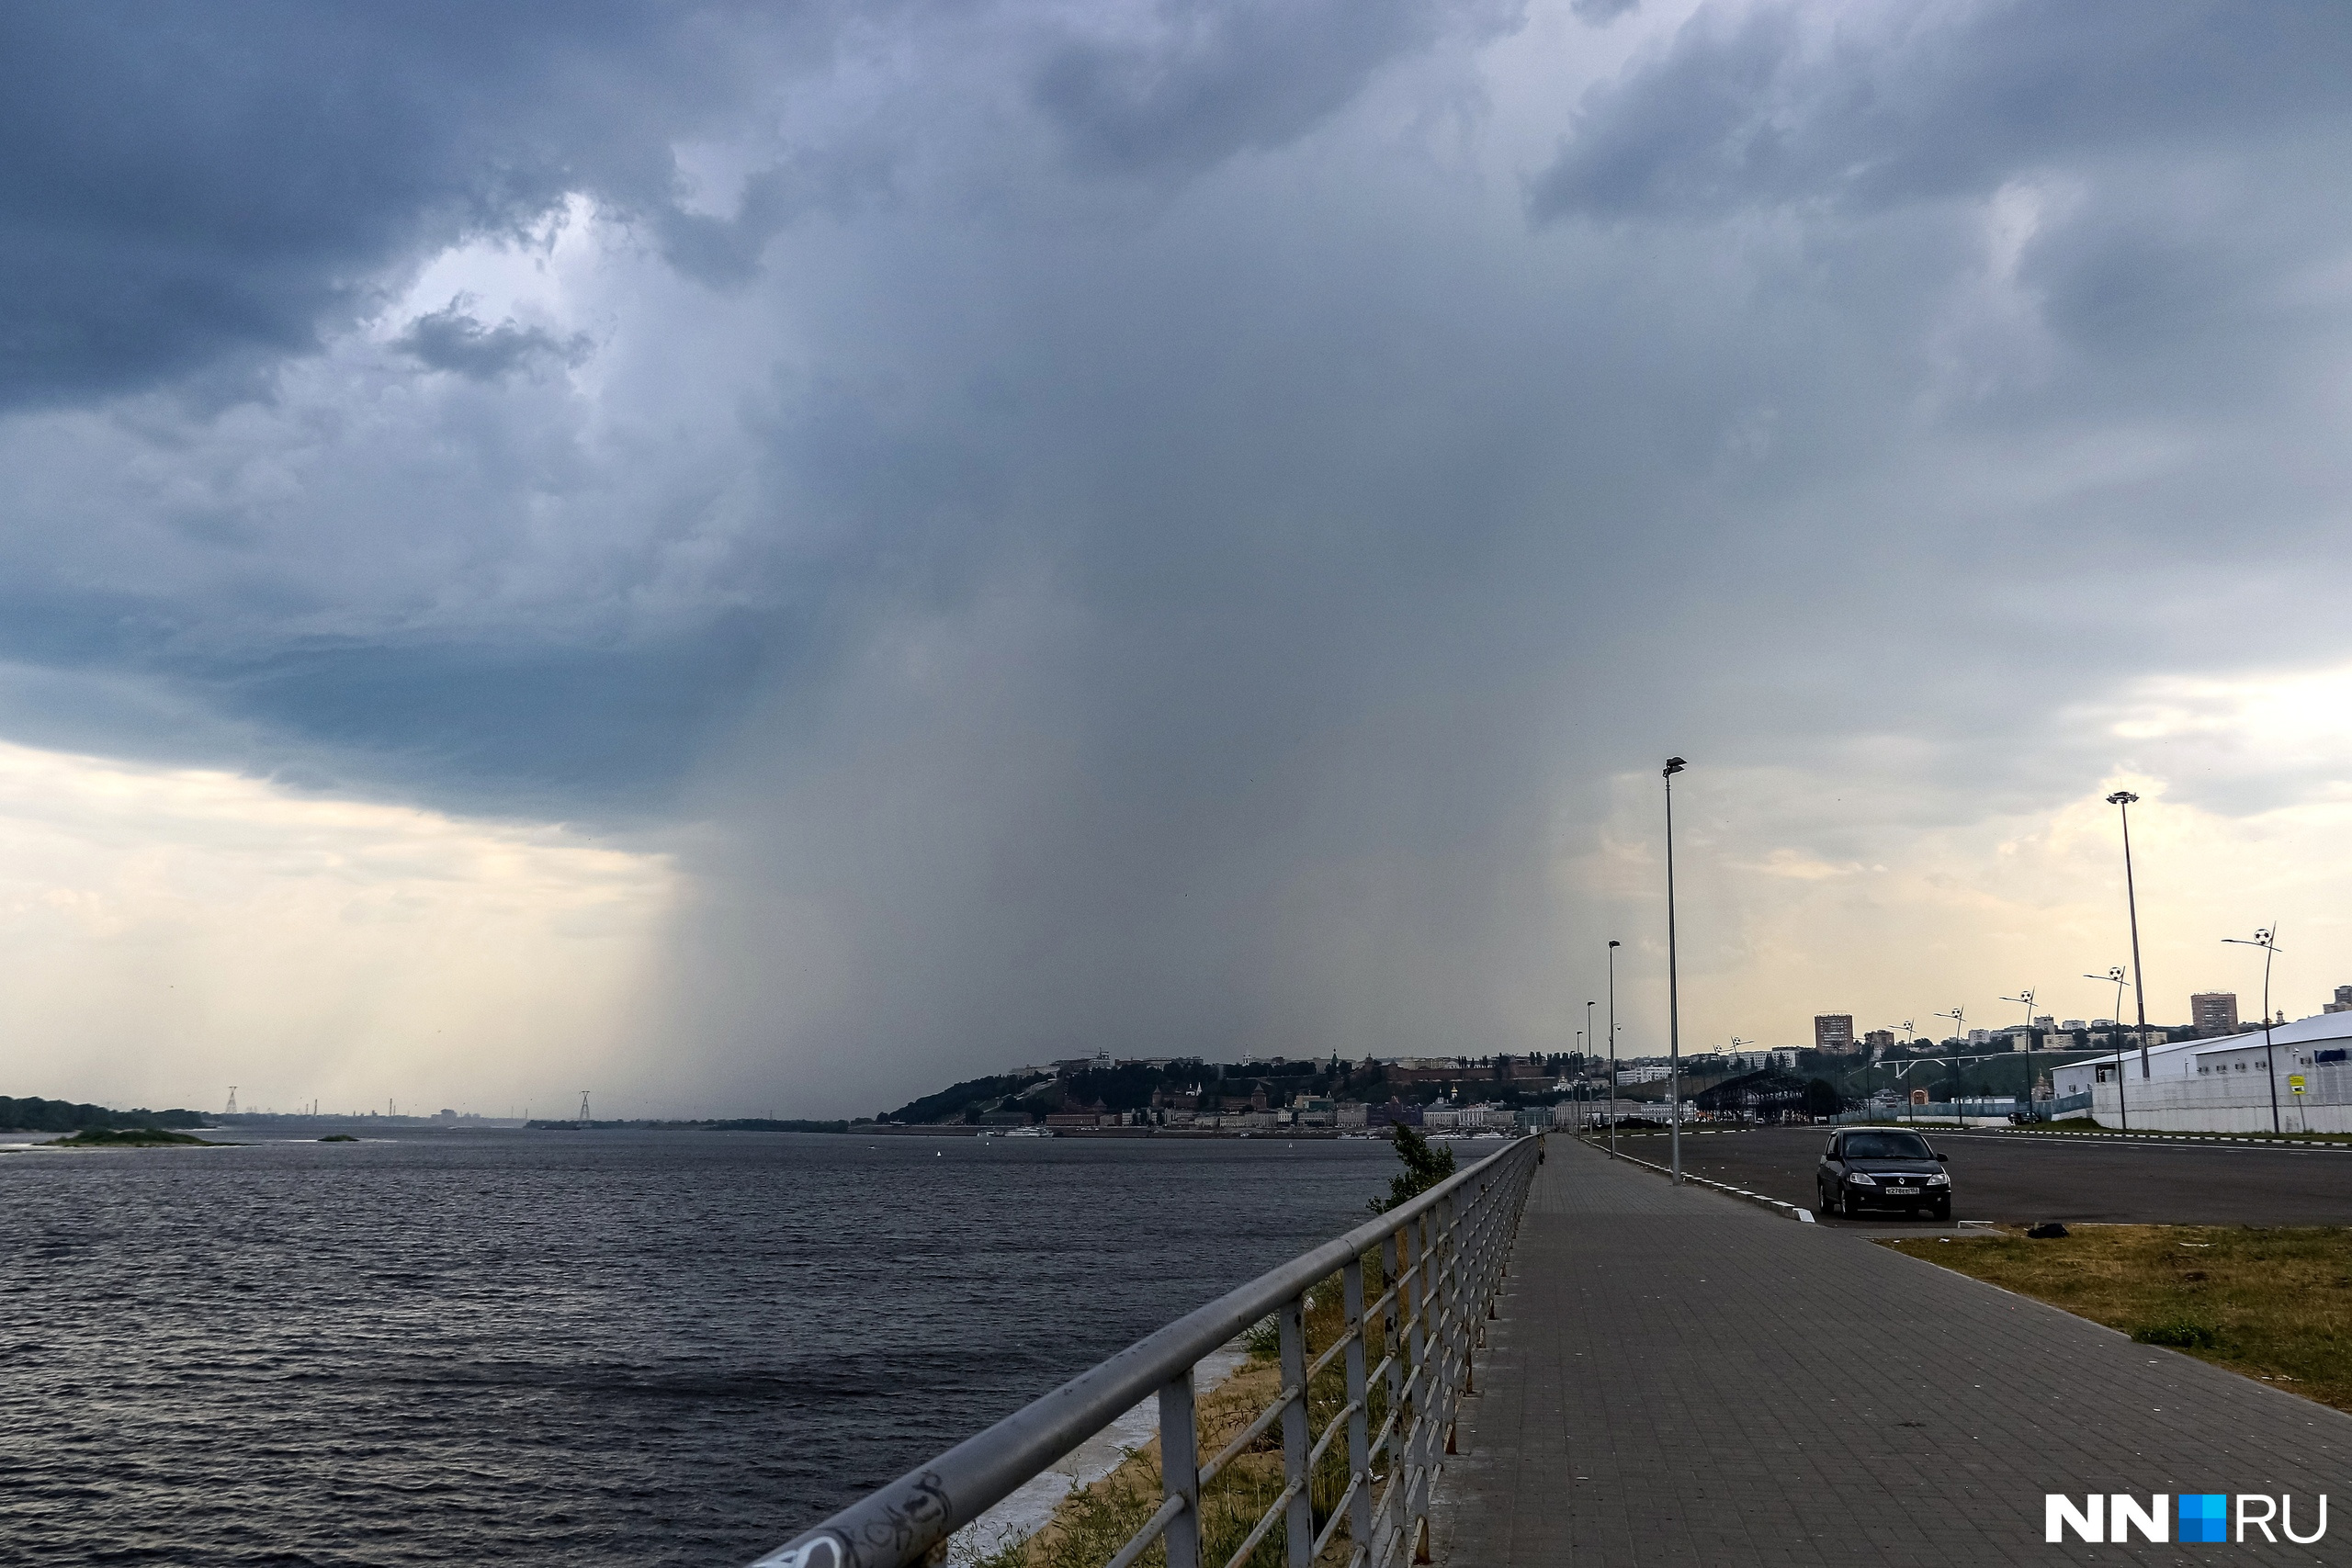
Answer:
[394, 301, 590, 380]
[0, 0, 1493, 825]
[199, 629, 775, 818]
[1033, 0, 1520, 177]
[642, 0, 2352, 1111]
[1530, 1, 2352, 221]
[0, 2, 842, 410]
[653, 149, 899, 288]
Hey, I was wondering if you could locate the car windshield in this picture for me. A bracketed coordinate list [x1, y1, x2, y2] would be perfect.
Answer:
[1843, 1132, 1934, 1160]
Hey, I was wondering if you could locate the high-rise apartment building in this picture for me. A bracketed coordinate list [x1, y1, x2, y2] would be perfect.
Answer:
[1814, 1014, 1856, 1054]
[2325, 985, 2352, 1016]
[1861, 1029, 1896, 1055]
[2189, 992, 2240, 1035]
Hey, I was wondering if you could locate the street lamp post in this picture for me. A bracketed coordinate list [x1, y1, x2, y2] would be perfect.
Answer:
[2000, 988, 2037, 1122]
[2108, 791, 2154, 1089]
[2084, 967, 2131, 1130]
[1663, 757, 1688, 1183]
[2223, 927, 2285, 1135]
[1934, 1007, 1965, 1116]
[1585, 999, 1597, 1140]
[1899, 1020, 1916, 1122]
[1606, 940, 1621, 1157]
[1573, 1029, 1584, 1134]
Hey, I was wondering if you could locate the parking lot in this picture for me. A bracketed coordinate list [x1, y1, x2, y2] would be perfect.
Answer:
[1601, 1125, 2352, 1226]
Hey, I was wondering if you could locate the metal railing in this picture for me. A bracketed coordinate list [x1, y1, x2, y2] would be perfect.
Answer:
[751, 1135, 1542, 1568]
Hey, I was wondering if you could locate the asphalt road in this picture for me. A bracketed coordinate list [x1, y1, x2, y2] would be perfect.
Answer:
[1599, 1125, 2352, 1226]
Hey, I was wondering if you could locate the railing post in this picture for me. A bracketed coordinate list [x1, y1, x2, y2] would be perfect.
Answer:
[1278, 1292, 1314, 1568]
[1343, 1255, 1372, 1556]
[1159, 1369, 1201, 1568]
[1408, 1208, 1437, 1562]
[1380, 1224, 1409, 1567]
[1442, 1190, 1465, 1437]
[1448, 1194, 1467, 1401]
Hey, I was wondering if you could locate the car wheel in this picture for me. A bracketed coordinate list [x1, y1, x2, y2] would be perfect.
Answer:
[1932, 1201, 1951, 1223]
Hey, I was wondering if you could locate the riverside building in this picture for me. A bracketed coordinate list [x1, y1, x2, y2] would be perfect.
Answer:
[2050, 1010, 2352, 1133]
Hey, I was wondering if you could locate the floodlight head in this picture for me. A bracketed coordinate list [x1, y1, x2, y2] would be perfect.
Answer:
[2106, 790, 2139, 806]
[1608, 939, 1621, 948]
[1664, 756, 1687, 776]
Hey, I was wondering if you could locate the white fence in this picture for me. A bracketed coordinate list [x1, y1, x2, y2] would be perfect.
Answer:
[2092, 1054, 2352, 1134]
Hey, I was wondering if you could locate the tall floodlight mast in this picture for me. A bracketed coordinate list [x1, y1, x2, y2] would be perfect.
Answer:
[1662, 757, 1688, 1185]
[1606, 940, 1622, 1157]
[2107, 791, 2154, 1089]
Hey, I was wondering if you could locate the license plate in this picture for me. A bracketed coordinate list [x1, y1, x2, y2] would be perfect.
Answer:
[1886, 1186, 1919, 1196]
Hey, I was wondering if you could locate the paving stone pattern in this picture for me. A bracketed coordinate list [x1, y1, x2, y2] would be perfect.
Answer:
[1429, 1139, 2352, 1565]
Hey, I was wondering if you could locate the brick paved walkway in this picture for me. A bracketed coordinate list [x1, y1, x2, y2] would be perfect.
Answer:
[1430, 1138, 2352, 1564]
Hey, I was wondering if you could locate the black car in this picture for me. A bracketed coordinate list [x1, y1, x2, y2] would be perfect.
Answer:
[1816, 1128, 1951, 1220]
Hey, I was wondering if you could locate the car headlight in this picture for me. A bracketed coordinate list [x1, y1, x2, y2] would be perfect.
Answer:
[1927, 1174, 1949, 1186]
[1845, 1172, 1878, 1186]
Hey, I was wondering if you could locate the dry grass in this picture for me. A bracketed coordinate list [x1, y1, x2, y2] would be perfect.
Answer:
[970, 1258, 1412, 1568]
[1885, 1225, 2352, 1411]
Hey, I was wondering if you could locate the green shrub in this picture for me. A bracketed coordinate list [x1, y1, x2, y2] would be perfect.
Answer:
[2133, 1319, 2222, 1349]
[1369, 1125, 1453, 1214]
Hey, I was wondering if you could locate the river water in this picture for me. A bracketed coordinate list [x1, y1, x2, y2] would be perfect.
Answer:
[0, 1130, 1402, 1565]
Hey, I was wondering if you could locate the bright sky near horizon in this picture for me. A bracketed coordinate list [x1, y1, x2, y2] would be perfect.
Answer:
[6, 2, 2352, 1119]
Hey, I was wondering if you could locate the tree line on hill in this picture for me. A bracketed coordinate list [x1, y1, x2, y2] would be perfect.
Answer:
[0, 1096, 207, 1133]
[876, 1055, 1594, 1124]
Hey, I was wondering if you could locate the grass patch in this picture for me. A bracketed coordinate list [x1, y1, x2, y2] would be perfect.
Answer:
[1885, 1225, 2352, 1410]
[49, 1126, 225, 1147]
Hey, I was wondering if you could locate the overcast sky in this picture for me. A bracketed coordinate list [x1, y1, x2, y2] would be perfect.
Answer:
[6, 1, 2352, 1118]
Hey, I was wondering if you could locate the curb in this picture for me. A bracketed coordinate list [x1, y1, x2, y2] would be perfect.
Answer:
[1962, 1130, 2352, 1153]
[1587, 1139, 1817, 1223]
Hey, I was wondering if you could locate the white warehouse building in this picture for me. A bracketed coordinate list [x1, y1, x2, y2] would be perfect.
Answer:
[2051, 1010, 2352, 1134]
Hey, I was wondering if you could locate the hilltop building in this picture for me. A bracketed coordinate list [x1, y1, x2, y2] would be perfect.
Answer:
[2190, 993, 2240, 1035]
[1814, 1015, 1855, 1054]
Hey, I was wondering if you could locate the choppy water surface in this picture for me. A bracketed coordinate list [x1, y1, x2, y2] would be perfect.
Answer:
[0, 1130, 1399, 1565]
